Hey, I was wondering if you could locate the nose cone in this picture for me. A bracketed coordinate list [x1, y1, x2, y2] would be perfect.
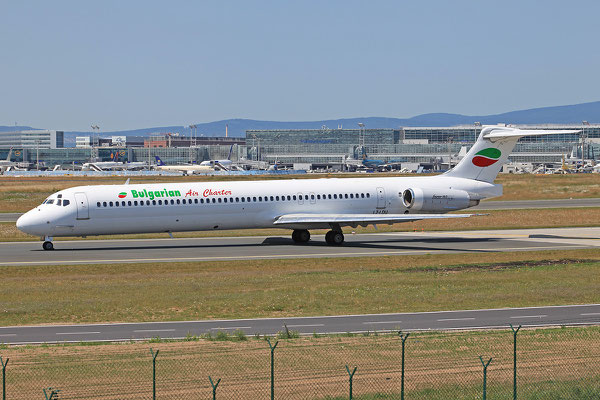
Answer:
[16, 209, 48, 236]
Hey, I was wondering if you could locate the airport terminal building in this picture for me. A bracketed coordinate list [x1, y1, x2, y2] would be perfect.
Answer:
[0, 125, 598, 170]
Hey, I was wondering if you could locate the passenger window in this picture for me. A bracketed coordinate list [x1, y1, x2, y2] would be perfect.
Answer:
[177, 199, 181, 204]
[152, 200, 156, 205]
[170, 200, 174, 205]
[361, 193, 365, 198]
[200, 199, 204, 204]
[241, 197, 245, 202]
[134, 201, 138, 206]
[212, 198, 216, 203]
[195, 199, 199, 204]
[311, 194, 315, 200]
[345, 194, 348, 199]
[236, 197, 240, 202]
[103, 202, 107, 207]
[224, 198, 228, 203]
[333, 194, 337, 199]
[287, 195, 291, 201]
[218, 198, 222, 203]
[293, 195, 297, 200]
[367, 193, 370, 198]
[158, 200, 163, 205]
[128, 201, 132, 206]
[122, 201, 126, 206]
[253, 197, 257, 202]
[146, 200, 150, 205]
[317, 195, 320, 200]
[328, 194, 332, 199]
[97, 202, 101, 207]
[350, 194, 354, 199]
[109, 202, 114, 207]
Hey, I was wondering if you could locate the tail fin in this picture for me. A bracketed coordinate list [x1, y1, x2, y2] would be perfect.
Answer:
[445, 126, 580, 182]
[154, 156, 165, 166]
[5, 148, 13, 161]
[227, 144, 233, 161]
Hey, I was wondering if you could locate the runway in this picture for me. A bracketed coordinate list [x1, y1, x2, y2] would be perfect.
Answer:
[1, 304, 599, 344]
[0, 227, 598, 266]
[0, 198, 598, 222]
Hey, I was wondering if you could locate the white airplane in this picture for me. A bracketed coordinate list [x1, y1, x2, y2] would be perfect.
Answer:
[0, 148, 18, 172]
[17, 126, 578, 250]
[153, 156, 215, 174]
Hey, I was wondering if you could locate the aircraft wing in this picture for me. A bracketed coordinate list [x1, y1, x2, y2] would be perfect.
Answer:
[273, 213, 476, 226]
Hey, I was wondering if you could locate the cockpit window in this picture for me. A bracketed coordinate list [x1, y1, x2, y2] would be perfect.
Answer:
[56, 199, 62, 206]
[46, 199, 55, 205]
[63, 199, 70, 206]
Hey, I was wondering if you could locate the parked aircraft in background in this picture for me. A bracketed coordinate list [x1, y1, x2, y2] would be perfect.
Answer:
[153, 156, 216, 175]
[17, 126, 579, 250]
[0, 149, 18, 172]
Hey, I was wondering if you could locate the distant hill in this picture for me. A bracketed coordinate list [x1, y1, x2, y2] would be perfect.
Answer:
[3, 101, 599, 146]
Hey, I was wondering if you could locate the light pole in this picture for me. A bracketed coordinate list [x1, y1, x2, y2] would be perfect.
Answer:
[447, 136, 454, 169]
[582, 121, 590, 167]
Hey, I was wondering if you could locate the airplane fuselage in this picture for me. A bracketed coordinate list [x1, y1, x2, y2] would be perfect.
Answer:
[16, 175, 498, 238]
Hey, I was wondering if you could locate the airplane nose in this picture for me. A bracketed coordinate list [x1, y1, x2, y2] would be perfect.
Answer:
[16, 210, 46, 236]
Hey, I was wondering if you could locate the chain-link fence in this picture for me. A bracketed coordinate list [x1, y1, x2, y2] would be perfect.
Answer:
[1, 326, 599, 399]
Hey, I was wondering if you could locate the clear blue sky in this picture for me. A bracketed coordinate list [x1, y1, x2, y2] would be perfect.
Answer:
[1, 1, 599, 131]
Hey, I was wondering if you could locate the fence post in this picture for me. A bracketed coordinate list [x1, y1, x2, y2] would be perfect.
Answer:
[150, 348, 159, 400]
[398, 332, 410, 400]
[42, 387, 60, 400]
[267, 338, 279, 400]
[345, 365, 357, 400]
[209, 376, 221, 400]
[0, 356, 8, 400]
[510, 324, 521, 400]
[479, 356, 492, 400]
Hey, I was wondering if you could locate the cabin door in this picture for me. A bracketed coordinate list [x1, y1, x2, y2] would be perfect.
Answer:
[74, 192, 90, 220]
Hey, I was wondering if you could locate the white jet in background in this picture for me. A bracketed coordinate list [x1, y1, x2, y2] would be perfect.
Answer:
[17, 126, 579, 250]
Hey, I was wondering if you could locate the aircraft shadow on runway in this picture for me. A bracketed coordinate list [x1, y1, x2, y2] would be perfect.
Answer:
[42, 236, 500, 253]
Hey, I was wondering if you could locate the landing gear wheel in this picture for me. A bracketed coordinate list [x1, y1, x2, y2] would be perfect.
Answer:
[292, 229, 310, 243]
[42, 241, 54, 251]
[325, 230, 344, 245]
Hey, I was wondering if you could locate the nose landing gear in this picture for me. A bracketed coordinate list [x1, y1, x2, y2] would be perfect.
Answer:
[42, 236, 54, 251]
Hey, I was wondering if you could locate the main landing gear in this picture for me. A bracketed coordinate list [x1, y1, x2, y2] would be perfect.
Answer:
[292, 229, 311, 243]
[42, 236, 54, 251]
[291, 229, 345, 245]
[325, 230, 344, 245]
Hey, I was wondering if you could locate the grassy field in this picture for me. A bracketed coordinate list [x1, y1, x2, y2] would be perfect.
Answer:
[0, 173, 599, 213]
[0, 327, 598, 399]
[1, 249, 599, 326]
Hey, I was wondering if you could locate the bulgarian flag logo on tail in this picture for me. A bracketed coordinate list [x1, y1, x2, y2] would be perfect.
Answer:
[472, 148, 502, 167]
[118, 192, 127, 198]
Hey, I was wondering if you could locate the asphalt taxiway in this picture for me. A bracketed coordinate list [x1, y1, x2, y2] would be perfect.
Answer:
[0, 227, 598, 266]
[1, 304, 599, 344]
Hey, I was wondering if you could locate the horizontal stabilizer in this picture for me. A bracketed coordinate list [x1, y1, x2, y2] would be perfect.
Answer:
[483, 129, 580, 141]
[274, 213, 475, 226]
